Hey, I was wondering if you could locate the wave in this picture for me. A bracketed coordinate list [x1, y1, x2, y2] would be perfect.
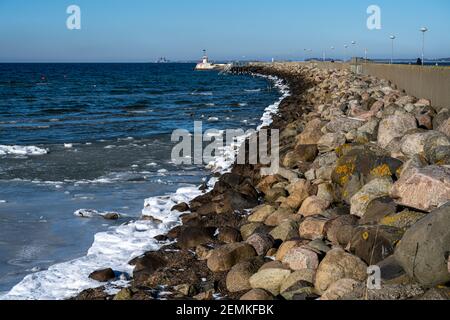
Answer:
[1, 74, 290, 301]
[0, 145, 48, 156]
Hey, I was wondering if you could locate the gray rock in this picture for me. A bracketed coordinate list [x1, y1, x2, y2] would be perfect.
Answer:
[394, 203, 450, 287]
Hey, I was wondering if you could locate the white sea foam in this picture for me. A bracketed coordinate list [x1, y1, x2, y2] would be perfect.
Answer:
[0, 145, 48, 156]
[1, 73, 290, 301]
[2, 186, 202, 300]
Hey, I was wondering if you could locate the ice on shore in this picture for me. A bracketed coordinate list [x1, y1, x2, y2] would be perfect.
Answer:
[0, 145, 48, 156]
[2, 186, 202, 300]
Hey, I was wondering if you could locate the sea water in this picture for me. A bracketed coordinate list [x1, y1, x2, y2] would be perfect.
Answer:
[0, 63, 285, 299]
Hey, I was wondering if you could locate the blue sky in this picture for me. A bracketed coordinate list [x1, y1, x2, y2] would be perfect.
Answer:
[0, 0, 449, 62]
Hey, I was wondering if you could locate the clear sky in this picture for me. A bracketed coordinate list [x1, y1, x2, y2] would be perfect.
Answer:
[0, 0, 449, 62]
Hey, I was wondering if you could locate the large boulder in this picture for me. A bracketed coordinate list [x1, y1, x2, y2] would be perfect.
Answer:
[349, 225, 404, 265]
[298, 196, 330, 217]
[315, 248, 368, 295]
[207, 243, 257, 272]
[320, 278, 361, 300]
[282, 247, 320, 271]
[400, 131, 449, 158]
[295, 118, 325, 145]
[394, 203, 450, 287]
[248, 205, 276, 223]
[324, 117, 365, 134]
[269, 220, 299, 241]
[377, 113, 417, 148]
[246, 233, 275, 256]
[249, 268, 291, 296]
[390, 166, 450, 212]
[177, 226, 216, 249]
[240, 289, 274, 301]
[299, 216, 329, 240]
[281, 180, 312, 210]
[332, 146, 402, 204]
[226, 259, 264, 293]
[317, 133, 346, 153]
[350, 178, 393, 217]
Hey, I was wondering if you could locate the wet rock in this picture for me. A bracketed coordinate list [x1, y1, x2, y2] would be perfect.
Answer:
[248, 204, 276, 223]
[218, 227, 242, 244]
[394, 203, 450, 287]
[298, 196, 330, 217]
[240, 289, 274, 300]
[350, 178, 393, 218]
[283, 144, 318, 168]
[207, 243, 257, 272]
[317, 133, 346, 153]
[315, 248, 368, 294]
[269, 220, 300, 241]
[299, 216, 329, 240]
[177, 226, 216, 249]
[131, 252, 167, 284]
[282, 247, 320, 271]
[171, 202, 190, 212]
[246, 233, 275, 256]
[390, 165, 450, 212]
[226, 259, 264, 293]
[377, 113, 417, 148]
[89, 268, 116, 282]
[349, 225, 404, 265]
[113, 288, 133, 300]
[195, 245, 213, 261]
[249, 268, 291, 296]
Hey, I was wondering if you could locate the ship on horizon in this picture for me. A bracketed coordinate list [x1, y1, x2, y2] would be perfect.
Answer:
[194, 50, 227, 71]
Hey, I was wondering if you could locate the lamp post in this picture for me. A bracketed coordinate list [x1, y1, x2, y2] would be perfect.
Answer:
[330, 46, 335, 61]
[420, 27, 428, 66]
[351, 41, 357, 60]
[390, 35, 396, 64]
[344, 44, 348, 62]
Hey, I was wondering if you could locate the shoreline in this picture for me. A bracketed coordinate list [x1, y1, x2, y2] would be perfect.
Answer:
[6, 62, 450, 300]
[77, 62, 450, 300]
[1, 71, 288, 300]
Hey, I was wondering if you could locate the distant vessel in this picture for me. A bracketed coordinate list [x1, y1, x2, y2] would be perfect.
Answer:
[156, 57, 170, 63]
[195, 50, 226, 71]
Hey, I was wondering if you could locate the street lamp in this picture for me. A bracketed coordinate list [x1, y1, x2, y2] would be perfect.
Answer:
[390, 35, 396, 64]
[351, 41, 357, 60]
[420, 27, 428, 66]
[344, 44, 349, 62]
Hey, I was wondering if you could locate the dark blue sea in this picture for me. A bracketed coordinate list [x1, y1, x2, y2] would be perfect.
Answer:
[0, 63, 281, 295]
